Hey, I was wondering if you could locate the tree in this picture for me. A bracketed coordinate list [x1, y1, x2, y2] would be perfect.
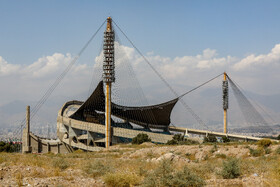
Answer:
[222, 136, 230, 143]
[203, 135, 217, 143]
[132, 133, 151, 144]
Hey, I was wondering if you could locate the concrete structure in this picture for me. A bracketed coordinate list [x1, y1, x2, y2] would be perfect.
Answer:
[22, 105, 70, 154]
[22, 106, 31, 153]
[169, 126, 273, 141]
[56, 101, 174, 151]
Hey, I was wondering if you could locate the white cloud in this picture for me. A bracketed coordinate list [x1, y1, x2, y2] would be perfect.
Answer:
[0, 53, 92, 106]
[0, 56, 20, 76]
[1, 42, 280, 107]
[233, 44, 280, 71]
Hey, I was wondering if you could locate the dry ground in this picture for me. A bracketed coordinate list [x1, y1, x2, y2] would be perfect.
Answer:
[0, 142, 279, 187]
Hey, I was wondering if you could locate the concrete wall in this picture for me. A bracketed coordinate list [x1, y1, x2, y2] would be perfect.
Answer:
[22, 129, 70, 154]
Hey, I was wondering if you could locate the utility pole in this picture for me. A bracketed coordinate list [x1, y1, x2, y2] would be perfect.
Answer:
[103, 17, 115, 148]
[223, 72, 229, 133]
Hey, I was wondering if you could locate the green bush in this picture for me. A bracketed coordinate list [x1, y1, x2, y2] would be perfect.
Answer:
[132, 133, 151, 144]
[257, 139, 272, 148]
[249, 148, 263, 157]
[173, 134, 184, 142]
[203, 135, 217, 143]
[166, 139, 178, 145]
[220, 158, 241, 179]
[222, 136, 230, 143]
[0, 141, 19, 152]
[142, 159, 205, 187]
[166, 134, 198, 145]
[166, 134, 184, 145]
[104, 172, 141, 187]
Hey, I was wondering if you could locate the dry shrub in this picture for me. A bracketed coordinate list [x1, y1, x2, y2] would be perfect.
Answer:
[185, 153, 196, 160]
[215, 153, 227, 159]
[142, 159, 205, 187]
[190, 160, 218, 179]
[73, 149, 84, 154]
[15, 172, 23, 187]
[0, 170, 4, 180]
[83, 160, 113, 177]
[275, 146, 280, 155]
[52, 158, 69, 171]
[249, 147, 263, 157]
[257, 139, 272, 148]
[29, 168, 47, 178]
[219, 158, 241, 179]
[104, 172, 141, 187]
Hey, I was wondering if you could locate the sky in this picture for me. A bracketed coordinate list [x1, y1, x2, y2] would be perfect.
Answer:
[1, 0, 280, 127]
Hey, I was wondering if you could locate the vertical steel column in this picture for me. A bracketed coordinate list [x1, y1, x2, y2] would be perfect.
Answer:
[223, 72, 228, 134]
[103, 17, 115, 148]
[105, 83, 111, 148]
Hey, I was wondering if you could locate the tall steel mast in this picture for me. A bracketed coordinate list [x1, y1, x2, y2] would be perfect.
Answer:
[103, 17, 115, 148]
[222, 72, 228, 134]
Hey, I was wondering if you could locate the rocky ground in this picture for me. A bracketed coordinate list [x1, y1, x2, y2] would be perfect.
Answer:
[0, 142, 279, 186]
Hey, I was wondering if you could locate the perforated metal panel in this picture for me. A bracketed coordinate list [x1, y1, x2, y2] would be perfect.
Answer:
[223, 80, 228, 110]
[103, 31, 115, 83]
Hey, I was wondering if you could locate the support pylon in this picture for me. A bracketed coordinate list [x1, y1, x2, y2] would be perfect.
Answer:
[223, 72, 228, 134]
[103, 17, 115, 148]
[22, 105, 31, 153]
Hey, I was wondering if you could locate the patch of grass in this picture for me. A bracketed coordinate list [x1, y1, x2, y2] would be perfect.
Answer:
[210, 144, 218, 153]
[257, 139, 272, 148]
[142, 159, 205, 187]
[264, 148, 272, 154]
[83, 160, 113, 177]
[29, 168, 47, 178]
[15, 172, 23, 187]
[219, 158, 241, 179]
[52, 158, 69, 171]
[104, 172, 141, 187]
[190, 160, 218, 179]
[171, 166, 206, 187]
[215, 153, 227, 159]
[275, 146, 280, 154]
[185, 153, 196, 160]
[73, 149, 84, 154]
[249, 148, 263, 157]
[146, 150, 156, 159]
[203, 154, 209, 161]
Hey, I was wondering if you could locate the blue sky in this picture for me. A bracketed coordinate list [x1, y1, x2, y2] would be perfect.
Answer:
[1, 0, 280, 65]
